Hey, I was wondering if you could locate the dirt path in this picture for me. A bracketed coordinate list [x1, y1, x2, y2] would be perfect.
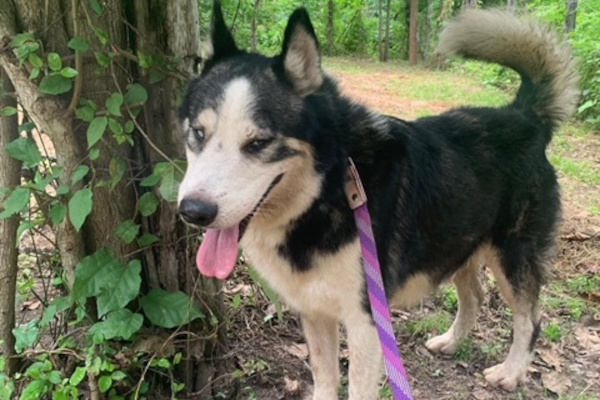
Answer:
[224, 61, 600, 400]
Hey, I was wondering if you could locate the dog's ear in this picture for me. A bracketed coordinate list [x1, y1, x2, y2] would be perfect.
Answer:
[281, 8, 323, 96]
[210, 0, 238, 61]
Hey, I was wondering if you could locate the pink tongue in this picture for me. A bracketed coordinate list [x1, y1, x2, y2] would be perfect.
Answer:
[196, 225, 240, 280]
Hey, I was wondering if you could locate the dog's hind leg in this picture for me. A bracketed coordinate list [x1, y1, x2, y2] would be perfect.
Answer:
[344, 309, 383, 400]
[426, 255, 484, 354]
[302, 313, 340, 400]
[483, 244, 543, 392]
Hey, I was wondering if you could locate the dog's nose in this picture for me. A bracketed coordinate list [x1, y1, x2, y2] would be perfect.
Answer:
[179, 198, 218, 226]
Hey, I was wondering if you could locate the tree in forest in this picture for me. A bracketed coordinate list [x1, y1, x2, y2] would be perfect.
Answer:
[0, 0, 226, 398]
[326, 0, 335, 56]
[409, 0, 419, 65]
[564, 0, 578, 33]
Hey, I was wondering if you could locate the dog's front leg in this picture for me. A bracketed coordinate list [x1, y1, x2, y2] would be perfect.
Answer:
[302, 313, 340, 400]
[344, 310, 383, 400]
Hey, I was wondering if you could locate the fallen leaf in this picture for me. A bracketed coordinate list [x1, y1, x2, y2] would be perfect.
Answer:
[542, 372, 572, 395]
[561, 232, 592, 241]
[284, 376, 301, 394]
[284, 343, 309, 360]
[538, 347, 563, 372]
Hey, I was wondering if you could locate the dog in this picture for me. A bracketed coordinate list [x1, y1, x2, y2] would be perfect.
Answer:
[177, 2, 578, 399]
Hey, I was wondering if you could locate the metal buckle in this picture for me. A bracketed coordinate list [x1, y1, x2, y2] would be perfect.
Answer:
[344, 158, 367, 210]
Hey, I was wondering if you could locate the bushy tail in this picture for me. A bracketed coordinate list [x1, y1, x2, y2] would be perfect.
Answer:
[438, 9, 579, 134]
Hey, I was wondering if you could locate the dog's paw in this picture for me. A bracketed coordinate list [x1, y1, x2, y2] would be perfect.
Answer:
[483, 362, 526, 392]
[425, 331, 459, 354]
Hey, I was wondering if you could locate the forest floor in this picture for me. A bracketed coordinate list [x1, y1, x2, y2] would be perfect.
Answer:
[220, 58, 600, 400]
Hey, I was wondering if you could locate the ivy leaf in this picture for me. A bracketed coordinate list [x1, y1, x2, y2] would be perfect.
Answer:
[96, 260, 141, 317]
[71, 165, 90, 184]
[140, 289, 203, 329]
[72, 249, 122, 301]
[138, 233, 159, 247]
[138, 192, 159, 216]
[124, 83, 148, 106]
[115, 219, 140, 244]
[12, 320, 39, 353]
[68, 36, 90, 52]
[39, 74, 72, 95]
[105, 93, 123, 116]
[0, 187, 30, 219]
[27, 53, 43, 69]
[11, 32, 34, 47]
[98, 376, 112, 393]
[75, 105, 95, 122]
[47, 52, 62, 72]
[69, 367, 87, 386]
[94, 51, 110, 68]
[109, 156, 127, 190]
[4, 137, 42, 167]
[28, 67, 40, 80]
[86, 116, 108, 149]
[60, 67, 78, 78]
[49, 203, 67, 226]
[68, 187, 93, 231]
[89, 309, 143, 341]
[0, 106, 18, 116]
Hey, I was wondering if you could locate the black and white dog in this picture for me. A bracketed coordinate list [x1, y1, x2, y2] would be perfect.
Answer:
[177, 3, 578, 398]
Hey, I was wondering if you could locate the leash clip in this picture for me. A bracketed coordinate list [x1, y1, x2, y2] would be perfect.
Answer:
[344, 158, 367, 210]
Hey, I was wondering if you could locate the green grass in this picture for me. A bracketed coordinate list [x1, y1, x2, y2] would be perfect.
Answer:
[549, 154, 600, 185]
[403, 312, 452, 337]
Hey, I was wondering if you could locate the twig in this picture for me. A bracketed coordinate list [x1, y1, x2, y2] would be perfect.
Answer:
[67, 0, 83, 113]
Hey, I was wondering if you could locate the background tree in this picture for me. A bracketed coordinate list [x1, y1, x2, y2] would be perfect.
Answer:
[409, 0, 419, 65]
[564, 0, 578, 32]
[326, 0, 335, 56]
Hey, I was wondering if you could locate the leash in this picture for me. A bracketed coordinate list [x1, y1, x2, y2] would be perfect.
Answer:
[344, 158, 414, 400]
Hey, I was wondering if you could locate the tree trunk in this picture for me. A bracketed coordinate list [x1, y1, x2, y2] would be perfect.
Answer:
[0, 68, 20, 377]
[409, 0, 419, 65]
[378, 0, 384, 61]
[1, 0, 226, 396]
[565, 0, 578, 33]
[326, 0, 334, 56]
[383, 0, 392, 61]
[507, 0, 517, 14]
[463, 0, 477, 9]
[251, 0, 261, 52]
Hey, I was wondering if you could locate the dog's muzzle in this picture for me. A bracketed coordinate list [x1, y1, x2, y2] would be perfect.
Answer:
[179, 199, 218, 226]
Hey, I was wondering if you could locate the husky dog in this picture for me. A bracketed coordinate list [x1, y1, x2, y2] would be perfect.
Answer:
[177, 2, 578, 398]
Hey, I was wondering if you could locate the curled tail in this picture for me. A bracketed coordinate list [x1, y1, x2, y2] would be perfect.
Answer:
[438, 9, 579, 134]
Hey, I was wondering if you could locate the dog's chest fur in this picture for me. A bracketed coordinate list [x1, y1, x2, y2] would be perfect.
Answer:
[242, 226, 364, 318]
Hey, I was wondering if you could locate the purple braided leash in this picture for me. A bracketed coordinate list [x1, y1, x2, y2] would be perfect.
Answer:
[345, 158, 414, 400]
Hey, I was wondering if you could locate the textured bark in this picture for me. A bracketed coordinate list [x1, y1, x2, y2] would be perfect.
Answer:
[565, 0, 578, 33]
[409, 0, 419, 65]
[378, 0, 384, 61]
[251, 0, 261, 52]
[383, 0, 391, 61]
[0, 68, 20, 376]
[326, 0, 334, 56]
[507, 0, 517, 14]
[463, 0, 477, 9]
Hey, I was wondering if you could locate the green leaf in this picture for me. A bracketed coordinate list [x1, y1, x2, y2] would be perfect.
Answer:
[106, 93, 123, 116]
[124, 120, 135, 134]
[94, 51, 110, 68]
[89, 0, 103, 16]
[28, 67, 40, 80]
[0, 106, 17, 116]
[0, 187, 30, 219]
[12, 320, 39, 353]
[109, 156, 127, 190]
[40, 296, 73, 327]
[11, 32, 34, 47]
[96, 260, 141, 317]
[115, 219, 140, 244]
[4, 137, 42, 167]
[16, 220, 35, 243]
[98, 376, 112, 393]
[138, 233, 159, 247]
[47, 52, 62, 72]
[140, 173, 161, 187]
[72, 249, 123, 301]
[86, 116, 108, 149]
[27, 53, 43, 68]
[89, 309, 143, 341]
[108, 117, 124, 137]
[124, 83, 148, 106]
[138, 192, 159, 216]
[89, 148, 100, 160]
[39, 74, 72, 95]
[94, 28, 109, 46]
[111, 371, 127, 381]
[71, 165, 90, 185]
[68, 188, 93, 231]
[59, 67, 78, 78]
[577, 99, 596, 114]
[140, 289, 203, 329]
[49, 203, 67, 226]
[67, 36, 90, 52]
[157, 164, 182, 202]
[69, 367, 86, 386]
[75, 105, 95, 122]
[19, 121, 36, 132]
[19, 379, 49, 400]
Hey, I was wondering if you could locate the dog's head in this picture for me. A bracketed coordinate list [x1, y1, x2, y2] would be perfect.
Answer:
[177, 1, 325, 278]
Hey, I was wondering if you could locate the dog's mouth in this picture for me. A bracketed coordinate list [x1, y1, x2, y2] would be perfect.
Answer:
[195, 173, 284, 280]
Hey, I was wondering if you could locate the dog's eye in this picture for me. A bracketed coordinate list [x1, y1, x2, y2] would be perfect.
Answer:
[189, 127, 205, 144]
[244, 138, 274, 154]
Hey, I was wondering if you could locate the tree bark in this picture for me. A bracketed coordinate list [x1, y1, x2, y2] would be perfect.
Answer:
[507, 0, 517, 14]
[463, 0, 477, 9]
[409, 0, 419, 65]
[378, 0, 384, 61]
[383, 0, 392, 61]
[326, 0, 334, 56]
[565, 0, 578, 33]
[251, 0, 261, 52]
[0, 68, 20, 376]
